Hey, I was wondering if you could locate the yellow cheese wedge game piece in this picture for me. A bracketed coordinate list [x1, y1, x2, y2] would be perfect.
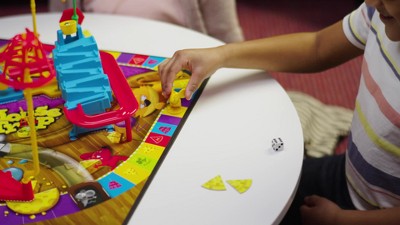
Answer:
[6, 188, 60, 215]
[80, 159, 100, 169]
[202, 175, 226, 191]
[226, 179, 252, 194]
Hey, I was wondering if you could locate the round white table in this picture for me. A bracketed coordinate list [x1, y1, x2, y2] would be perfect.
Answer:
[0, 13, 303, 225]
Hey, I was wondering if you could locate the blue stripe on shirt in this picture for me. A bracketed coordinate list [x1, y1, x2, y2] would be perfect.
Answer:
[370, 25, 400, 81]
[348, 133, 400, 196]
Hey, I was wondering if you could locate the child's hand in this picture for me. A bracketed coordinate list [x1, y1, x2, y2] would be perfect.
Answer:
[158, 47, 223, 100]
[300, 195, 342, 225]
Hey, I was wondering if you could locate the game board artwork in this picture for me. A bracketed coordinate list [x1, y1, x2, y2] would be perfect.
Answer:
[0, 3, 202, 224]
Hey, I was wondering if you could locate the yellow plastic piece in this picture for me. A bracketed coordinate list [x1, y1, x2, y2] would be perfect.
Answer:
[226, 179, 253, 194]
[202, 175, 226, 191]
[23, 88, 40, 181]
[165, 88, 186, 115]
[0, 82, 8, 91]
[80, 159, 101, 169]
[22, 63, 40, 181]
[31, 78, 61, 98]
[169, 88, 185, 108]
[133, 86, 165, 118]
[107, 131, 122, 143]
[83, 30, 92, 37]
[30, 0, 38, 35]
[6, 188, 60, 215]
[60, 20, 77, 35]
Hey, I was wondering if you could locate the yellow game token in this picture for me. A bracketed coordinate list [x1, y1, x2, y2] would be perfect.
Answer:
[80, 159, 100, 169]
[226, 179, 252, 194]
[6, 188, 60, 215]
[202, 175, 226, 191]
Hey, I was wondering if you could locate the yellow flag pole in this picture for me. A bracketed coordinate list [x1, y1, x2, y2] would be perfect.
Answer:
[30, 0, 37, 35]
[21, 0, 40, 182]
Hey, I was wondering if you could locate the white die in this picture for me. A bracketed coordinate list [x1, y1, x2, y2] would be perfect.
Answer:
[272, 138, 284, 151]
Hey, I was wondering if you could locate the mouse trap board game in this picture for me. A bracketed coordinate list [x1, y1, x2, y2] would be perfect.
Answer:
[0, 34, 203, 224]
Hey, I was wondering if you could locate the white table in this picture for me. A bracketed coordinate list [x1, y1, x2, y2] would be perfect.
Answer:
[0, 13, 304, 225]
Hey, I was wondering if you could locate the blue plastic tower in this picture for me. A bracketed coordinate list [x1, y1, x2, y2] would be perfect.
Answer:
[53, 24, 113, 140]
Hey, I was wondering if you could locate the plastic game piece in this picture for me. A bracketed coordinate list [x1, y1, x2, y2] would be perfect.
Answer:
[0, 87, 24, 104]
[6, 188, 60, 214]
[0, 170, 34, 202]
[165, 88, 186, 115]
[71, 0, 79, 22]
[0, 0, 56, 180]
[169, 88, 185, 108]
[25, 89, 41, 178]
[63, 51, 138, 141]
[79, 147, 128, 170]
[59, 8, 84, 24]
[54, 14, 138, 141]
[30, 0, 38, 37]
[272, 137, 284, 151]
[226, 179, 252, 194]
[53, 22, 115, 139]
[80, 159, 101, 169]
[107, 131, 122, 143]
[201, 175, 226, 191]
[133, 86, 165, 118]
[0, 27, 56, 179]
[60, 20, 78, 35]
[0, 29, 55, 89]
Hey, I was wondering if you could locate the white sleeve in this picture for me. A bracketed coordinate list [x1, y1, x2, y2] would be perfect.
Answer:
[342, 3, 374, 50]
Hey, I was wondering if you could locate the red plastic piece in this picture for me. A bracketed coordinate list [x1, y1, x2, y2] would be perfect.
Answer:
[0, 170, 34, 202]
[63, 51, 138, 141]
[60, 8, 85, 24]
[80, 147, 128, 170]
[0, 29, 55, 89]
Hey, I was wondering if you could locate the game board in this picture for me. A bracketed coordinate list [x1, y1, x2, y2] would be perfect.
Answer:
[0, 36, 203, 224]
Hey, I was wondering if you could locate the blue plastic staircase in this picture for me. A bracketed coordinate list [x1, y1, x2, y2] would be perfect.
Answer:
[53, 25, 113, 140]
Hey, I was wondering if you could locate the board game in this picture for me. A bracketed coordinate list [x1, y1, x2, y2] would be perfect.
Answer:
[0, 8, 204, 224]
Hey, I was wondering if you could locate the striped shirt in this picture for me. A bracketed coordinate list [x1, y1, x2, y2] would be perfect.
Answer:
[343, 3, 400, 210]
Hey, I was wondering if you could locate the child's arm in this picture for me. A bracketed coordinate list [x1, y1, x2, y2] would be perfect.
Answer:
[219, 20, 363, 72]
[339, 207, 400, 225]
[159, 20, 363, 100]
[301, 195, 400, 225]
